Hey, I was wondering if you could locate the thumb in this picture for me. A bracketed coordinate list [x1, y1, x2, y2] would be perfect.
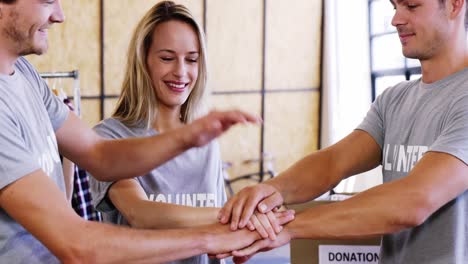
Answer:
[233, 255, 254, 264]
[257, 192, 283, 213]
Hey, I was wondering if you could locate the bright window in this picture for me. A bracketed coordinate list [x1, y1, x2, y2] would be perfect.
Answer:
[369, 0, 421, 99]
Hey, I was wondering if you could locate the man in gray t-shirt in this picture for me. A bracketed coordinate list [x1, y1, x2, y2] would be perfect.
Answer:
[0, 1, 263, 263]
[217, 1, 468, 263]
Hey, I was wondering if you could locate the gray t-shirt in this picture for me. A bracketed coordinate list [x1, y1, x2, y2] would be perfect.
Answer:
[357, 68, 468, 263]
[0, 57, 69, 263]
[90, 118, 226, 264]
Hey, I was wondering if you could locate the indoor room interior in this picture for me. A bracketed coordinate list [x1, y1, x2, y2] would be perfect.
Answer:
[25, 0, 428, 263]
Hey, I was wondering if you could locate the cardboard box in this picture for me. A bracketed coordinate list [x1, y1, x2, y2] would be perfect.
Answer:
[288, 200, 381, 264]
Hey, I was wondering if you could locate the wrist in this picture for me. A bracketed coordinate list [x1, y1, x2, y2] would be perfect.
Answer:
[263, 181, 285, 203]
[285, 211, 306, 240]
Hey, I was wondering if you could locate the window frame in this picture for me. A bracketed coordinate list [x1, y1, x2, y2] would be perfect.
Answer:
[368, 0, 421, 101]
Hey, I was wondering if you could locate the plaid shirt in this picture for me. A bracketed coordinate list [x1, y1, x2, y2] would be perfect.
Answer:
[71, 165, 102, 221]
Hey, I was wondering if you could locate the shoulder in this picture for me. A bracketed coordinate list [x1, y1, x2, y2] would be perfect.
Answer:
[93, 117, 146, 139]
[15, 57, 40, 79]
[0, 100, 16, 125]
[372, 79, 420, 111]
[379, 79, 419, 99]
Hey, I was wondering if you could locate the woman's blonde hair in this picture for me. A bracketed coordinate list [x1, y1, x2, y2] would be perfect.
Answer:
[112, 1, 208, 128]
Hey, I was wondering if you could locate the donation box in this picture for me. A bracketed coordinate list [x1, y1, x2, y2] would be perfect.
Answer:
[289, 200, 381, 264]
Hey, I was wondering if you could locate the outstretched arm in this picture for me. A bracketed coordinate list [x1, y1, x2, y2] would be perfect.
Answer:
[0, 170, 263, 263]
[229, 151, 468, 259]
[108, 179, 220, 229]
[56, 110, 261, 182]
[108, 179, 295, 238]
[219, 130, 381, 230]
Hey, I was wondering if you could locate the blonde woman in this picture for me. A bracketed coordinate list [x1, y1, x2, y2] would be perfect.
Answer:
[90, 1, 294, 263]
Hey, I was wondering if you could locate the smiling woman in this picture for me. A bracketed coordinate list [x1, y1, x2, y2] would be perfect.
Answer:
[146, 20, 200, 113]
[87, 2, 230, 264]
[111, 1, 208, 128]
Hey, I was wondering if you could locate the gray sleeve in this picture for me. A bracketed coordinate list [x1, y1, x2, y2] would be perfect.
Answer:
[0, 106, 41, 189]
[17, 57, 69, 131]
[88, 121, 120, 212]
[356, 91, 386, 149]
[40, 78, 69, 132]
[430, 94, 468, 165]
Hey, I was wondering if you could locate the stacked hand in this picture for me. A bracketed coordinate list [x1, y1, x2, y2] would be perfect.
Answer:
[211, 183, 294, 262]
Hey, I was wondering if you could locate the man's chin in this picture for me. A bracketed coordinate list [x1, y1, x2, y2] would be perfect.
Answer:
[19, 46, 48, 56]
[402, 50, 420, 60]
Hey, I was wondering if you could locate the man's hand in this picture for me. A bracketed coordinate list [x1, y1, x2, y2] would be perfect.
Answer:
[232, 226, 292, 261]
[245, 209, 295, 240]
[203, 223, 261, 255]
[184, 110, 261, 148]
[218, 183, 284, 230]
[214, 225, 293, 263]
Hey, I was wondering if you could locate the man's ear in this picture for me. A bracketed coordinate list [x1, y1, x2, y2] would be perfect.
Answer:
[447, 0, 465, 20]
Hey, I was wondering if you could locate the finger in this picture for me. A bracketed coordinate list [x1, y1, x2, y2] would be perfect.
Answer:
[256, 212, 276, 240]
[220, 110, 262, 128]
[251, 214, 269, 239]
[234, 192, 259, 230]
[275, 209, 295, 225]
[238, 190, 270, 228]
[235, 110, 262, 124]
[257, 191, 283, 213]
[233, 255, 254, 264]
[215, 253, 231, 259]
[266, 211, 281, 234]
[218, 198, 234, 224]
[230, 195, 247, 230]
[219, 111, 248, 127]
[246, 220, 255, 231]
[232, 239, 270, 257]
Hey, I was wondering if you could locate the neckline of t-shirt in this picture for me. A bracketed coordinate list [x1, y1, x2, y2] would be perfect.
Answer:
[419, 67, 467, 90]
[0, 66, 19, 82]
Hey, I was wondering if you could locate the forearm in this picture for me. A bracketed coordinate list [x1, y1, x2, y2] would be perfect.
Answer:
[70, 221, 262, 264]
[67, 221, 211, 264]
[267, 131, 381, 205]
[266, 149, 342, 205]
[287, 179, 427, 240]
[58, 110, 260, 182]
[124, 201, 220, 229]
[87, 128, 190, 182]
[108, 180, 221, 229]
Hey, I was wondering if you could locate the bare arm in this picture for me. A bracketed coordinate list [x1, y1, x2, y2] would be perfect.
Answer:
[109, 179, 220, 229]
[219, 130, 381, 229]
[287, 151, 468, 239]
[56, 110, 260, 182]
[269, 130, 381, 204]
[230, 151, 468, 259]
[109, 179, 295, 240]
[0, 170, 261, 263]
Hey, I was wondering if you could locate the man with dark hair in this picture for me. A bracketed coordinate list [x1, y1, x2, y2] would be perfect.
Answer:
[0, 0, 285, 263]
[219, 0, 468, 263]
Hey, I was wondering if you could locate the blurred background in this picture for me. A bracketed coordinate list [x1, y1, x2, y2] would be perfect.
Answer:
[28, 0, 428, 263]
[28, 0, 422, 214]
